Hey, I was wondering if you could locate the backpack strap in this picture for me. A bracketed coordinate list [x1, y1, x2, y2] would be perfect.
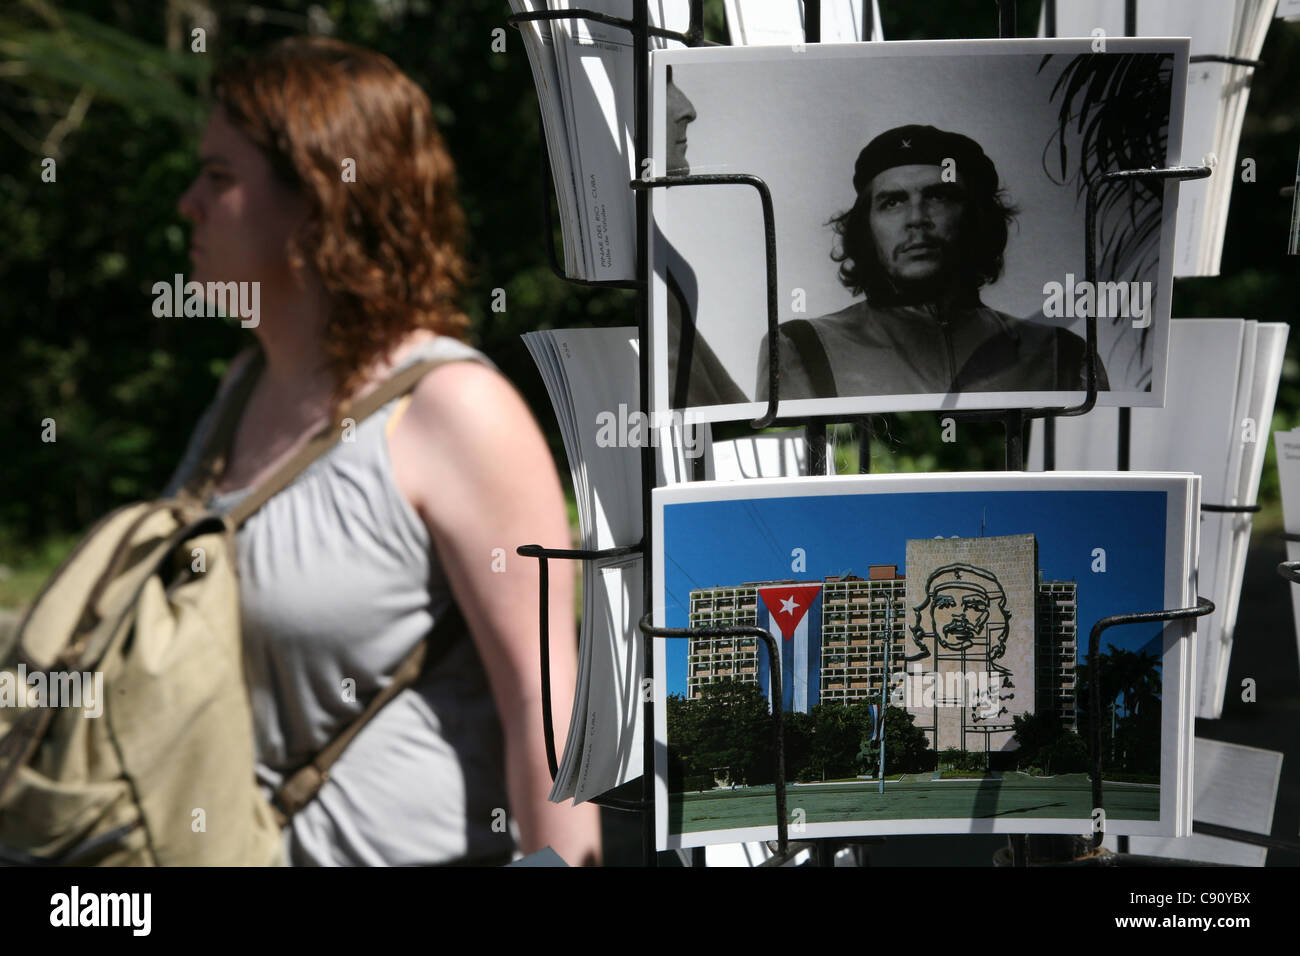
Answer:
[179, 348, 460, 529]
[779, 319, 837, 398]
[0, 709, 55, 802]
[179, 349, 267, 507]
[227, 352, 465, 528]
[269, 603, 469, 828]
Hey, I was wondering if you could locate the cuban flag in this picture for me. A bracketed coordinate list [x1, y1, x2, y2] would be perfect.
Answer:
[755, 583, 823, 714]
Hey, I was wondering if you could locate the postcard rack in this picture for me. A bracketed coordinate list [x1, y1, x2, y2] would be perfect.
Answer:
[509, 0, 1237, 868]
[1279, 536, 1300, 584]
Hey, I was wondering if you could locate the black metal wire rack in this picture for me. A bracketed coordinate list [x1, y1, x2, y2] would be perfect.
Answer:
[507, 0, 1268, 867]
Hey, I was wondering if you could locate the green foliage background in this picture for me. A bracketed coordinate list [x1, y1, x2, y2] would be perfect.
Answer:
[3, 1, 1299, 605]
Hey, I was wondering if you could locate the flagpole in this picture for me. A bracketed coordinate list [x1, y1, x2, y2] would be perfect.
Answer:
[879, 597, 892, 795]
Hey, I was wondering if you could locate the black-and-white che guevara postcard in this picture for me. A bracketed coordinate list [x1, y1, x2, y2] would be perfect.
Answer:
[649, 39, 1189, 424]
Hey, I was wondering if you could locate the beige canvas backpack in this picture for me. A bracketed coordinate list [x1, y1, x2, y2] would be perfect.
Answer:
[0, 349, 461, 865]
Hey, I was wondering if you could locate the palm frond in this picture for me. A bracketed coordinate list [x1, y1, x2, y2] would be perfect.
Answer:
[1039, 51, 1175, 378]
[0, 10, 207, 135]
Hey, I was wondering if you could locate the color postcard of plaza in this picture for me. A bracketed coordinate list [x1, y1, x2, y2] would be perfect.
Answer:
[652, 473, 1198, 849]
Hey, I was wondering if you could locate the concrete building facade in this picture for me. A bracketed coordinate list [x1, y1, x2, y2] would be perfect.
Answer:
[684, 537, 1077, 757]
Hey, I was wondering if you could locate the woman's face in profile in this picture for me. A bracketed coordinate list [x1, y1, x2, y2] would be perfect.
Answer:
[177, 107, 311, 291]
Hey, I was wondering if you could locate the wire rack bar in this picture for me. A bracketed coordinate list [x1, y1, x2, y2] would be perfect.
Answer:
[505, 7, 703, 47]
[1192, 820, 1300, 853]
[1087, 596, 1214, 850]
[638, 615, 790, 857]
[1276, 560, 1300, 585]
[1189, 54, 1262, 68]
[630, 173, 781, 429]
[515, 543, 647, 811]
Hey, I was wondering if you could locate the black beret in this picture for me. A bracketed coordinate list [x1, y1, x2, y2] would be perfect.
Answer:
[852, 124, 998, 197]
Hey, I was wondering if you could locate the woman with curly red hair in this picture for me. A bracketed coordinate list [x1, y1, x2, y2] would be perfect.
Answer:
[166, 36, 599, 866]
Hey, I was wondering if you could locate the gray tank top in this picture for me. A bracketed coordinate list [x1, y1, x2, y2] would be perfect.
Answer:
[163, 337, 516, 866]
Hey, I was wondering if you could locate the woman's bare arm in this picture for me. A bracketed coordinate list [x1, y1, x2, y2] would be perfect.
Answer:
[390, 359, 601, 865]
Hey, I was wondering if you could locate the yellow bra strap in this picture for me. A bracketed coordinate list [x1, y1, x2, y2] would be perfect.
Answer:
[386, 393, 415, 439]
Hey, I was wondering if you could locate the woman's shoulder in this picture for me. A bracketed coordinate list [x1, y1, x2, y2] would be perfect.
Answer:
[402, 355, 525, 442]
[388, 344, 542, 513]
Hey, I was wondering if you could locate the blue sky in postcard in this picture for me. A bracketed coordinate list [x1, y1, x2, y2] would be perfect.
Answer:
[663, 488, 1170, 696]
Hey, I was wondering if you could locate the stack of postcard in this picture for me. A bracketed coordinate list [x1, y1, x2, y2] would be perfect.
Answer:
[510, 1, 691, 282]
[1029, 319, 1288, 719]
[652, 472, 1200, 847]
[649, 38, 1187, 420]
[1103, 737, 1284, 865]
[1042, 0, 1277, 277]
[1274, 426, 1300, 671]
[1290, 142, 1300, 255]
[524, 328, 830, 802]
[523, 327, 675, 803]
[722, 1, 883, 45]
[713, 429, 831, 481]
[512, 0, 886, 282]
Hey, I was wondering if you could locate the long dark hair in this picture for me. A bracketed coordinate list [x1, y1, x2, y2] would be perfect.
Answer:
[828, 173, 1019, 302]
